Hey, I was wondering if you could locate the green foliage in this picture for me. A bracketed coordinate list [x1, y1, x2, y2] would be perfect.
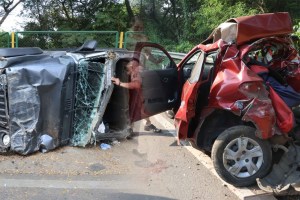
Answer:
[94, 3, 128, 32]
[175, 41, 194, 53]
[16, 31, 119, 49]
[164, 40, 194, 53]
[194, 0, 259, 40]
[293, 22, 300, 51]
[263, 0, 300, 23]
[17, 0, 300, 52]
[0, 32, 10, 47]
[294, 22, 300, 33]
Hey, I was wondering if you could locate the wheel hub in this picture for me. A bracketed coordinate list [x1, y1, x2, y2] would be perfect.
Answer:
[223, 137, 264, 178]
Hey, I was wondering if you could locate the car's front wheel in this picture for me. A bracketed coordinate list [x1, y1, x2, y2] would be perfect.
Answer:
[211, 125, 272, 187]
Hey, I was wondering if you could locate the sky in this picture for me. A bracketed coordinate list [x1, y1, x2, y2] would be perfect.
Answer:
[1, 3, 27, 32]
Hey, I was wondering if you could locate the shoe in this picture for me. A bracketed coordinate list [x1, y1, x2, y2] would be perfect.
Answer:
[166, 110, 175, 119]
[144, 124, 161, 133]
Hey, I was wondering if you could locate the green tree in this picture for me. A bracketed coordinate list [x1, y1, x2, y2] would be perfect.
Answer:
[19, 0, 300, 51]
[293, 22, 300, 51]
[262, 0, 299, 23]
[20, 0, 127, 48]
[22, 0, 126, 31]
[193, 0, 259, 42]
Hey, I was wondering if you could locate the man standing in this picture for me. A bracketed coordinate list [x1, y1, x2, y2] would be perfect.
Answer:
[122, 16, 161, 133]
[111, 57, 161, 133]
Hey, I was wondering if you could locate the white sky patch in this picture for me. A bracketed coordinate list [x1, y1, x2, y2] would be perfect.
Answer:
[0, 3, 28, 32]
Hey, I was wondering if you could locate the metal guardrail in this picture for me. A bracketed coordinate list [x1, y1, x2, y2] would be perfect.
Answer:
[151, 49, 186, 64]
[168, 52, 187, 62]
[15, 31, 119, 49]
[123, 31, 144, 50]
[0, 32, 10, 48]
[8, 30, 188, 63]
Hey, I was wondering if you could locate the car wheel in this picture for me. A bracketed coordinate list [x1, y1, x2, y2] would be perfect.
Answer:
[211, 125, 272, 187]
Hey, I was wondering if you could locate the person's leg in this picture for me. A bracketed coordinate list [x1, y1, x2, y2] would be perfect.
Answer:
[145, 117, 151, 126]
[144, 117, 161, 133]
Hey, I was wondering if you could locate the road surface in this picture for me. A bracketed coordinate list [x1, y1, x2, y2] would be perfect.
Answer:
[0, 114, 274, 200]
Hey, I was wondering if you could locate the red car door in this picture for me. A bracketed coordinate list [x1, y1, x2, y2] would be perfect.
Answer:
[130, 42, 180, 121]
[175, 50, 205, 139]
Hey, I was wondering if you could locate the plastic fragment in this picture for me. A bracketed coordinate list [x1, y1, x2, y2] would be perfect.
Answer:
[111, 139, 120, 146]
[100, 143, 111, 150]
[97, 122, 106, 134]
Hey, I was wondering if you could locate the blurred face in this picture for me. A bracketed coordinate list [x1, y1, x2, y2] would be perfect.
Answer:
[132, 21, 144, 31]
[126, 60, 139, 75]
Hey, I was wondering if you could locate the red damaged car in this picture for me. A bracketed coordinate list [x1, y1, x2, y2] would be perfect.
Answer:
[174, 12, 300, 187]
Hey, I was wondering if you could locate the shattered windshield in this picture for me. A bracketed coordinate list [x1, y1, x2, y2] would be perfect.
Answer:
[72, 59, 106, 146]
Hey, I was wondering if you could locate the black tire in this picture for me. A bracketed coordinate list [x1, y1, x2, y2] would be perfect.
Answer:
[211, 125, 272, 187]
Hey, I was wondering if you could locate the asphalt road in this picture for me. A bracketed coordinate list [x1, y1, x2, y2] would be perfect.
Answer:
[0, 115, 242, 200]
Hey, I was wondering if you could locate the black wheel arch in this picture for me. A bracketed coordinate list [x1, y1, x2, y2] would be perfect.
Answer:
[195, 109, 255, 152]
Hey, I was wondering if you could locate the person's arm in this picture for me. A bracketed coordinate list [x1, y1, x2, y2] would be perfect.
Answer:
[120, 81, 141, 89]
[111, 77, 141, 89]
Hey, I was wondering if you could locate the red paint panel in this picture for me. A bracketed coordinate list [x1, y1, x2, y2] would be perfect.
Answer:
[174, 80, 197, 140]
[230, 12, 293, 45]
[242, 98, 276, 139]
[175, 119, 189, 140]
[175, 81, 198, 122]
[175, 13, 298, 141]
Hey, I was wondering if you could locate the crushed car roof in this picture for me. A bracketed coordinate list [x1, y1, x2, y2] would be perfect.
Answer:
[203, 12, 293, 45]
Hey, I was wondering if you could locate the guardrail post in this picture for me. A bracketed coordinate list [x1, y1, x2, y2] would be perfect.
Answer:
[11, 32, 15, 48]
[119, 32, 124, 48]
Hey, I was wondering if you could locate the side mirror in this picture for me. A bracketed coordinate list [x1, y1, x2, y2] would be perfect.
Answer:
[75, 40, 98, 52]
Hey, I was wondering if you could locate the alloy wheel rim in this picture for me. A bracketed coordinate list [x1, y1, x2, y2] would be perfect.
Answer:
[223, 137, 264, 178]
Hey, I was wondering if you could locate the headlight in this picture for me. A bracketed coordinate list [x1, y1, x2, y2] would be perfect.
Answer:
[2, 134, 10, 146]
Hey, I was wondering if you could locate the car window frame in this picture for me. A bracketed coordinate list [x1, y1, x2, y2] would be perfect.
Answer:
[188, 51, 205, 84]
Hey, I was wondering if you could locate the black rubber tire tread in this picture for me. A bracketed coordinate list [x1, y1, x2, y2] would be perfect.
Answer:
[211, 125, 272, 187]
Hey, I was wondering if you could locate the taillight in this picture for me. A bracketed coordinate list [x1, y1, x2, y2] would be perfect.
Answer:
[239, 82, 266, 98]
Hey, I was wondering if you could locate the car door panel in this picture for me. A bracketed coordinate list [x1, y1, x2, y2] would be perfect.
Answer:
[141, 67, 178, 115]
[131, 42, 179, 121]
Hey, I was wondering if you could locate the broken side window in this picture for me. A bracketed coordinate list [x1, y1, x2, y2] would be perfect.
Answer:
[71, 60, 106, 146]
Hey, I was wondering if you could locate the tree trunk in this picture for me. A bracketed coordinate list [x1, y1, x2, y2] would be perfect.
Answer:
[170, 0, 180, 42]
[124, 0, 134, 20]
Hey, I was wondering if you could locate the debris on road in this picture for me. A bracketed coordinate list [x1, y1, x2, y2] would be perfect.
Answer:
[100, 143, 111, 150]
[257, 143, 300, 195]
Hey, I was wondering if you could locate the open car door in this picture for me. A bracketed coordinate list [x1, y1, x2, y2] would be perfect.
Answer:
[132, 42, 179, 121]
[175, 50, 216, 140]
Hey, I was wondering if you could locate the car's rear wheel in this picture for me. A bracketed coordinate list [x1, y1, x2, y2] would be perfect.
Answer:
[211, 125, 272, 187]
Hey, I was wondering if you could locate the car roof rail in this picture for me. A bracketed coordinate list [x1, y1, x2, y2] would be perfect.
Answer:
[0, 47, 43, 57]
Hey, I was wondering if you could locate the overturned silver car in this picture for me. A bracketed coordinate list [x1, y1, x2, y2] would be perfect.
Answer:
[0, 41, 179, 155]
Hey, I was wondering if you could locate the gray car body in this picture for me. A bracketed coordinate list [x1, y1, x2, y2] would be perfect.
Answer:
[0, 47, 137, 155]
